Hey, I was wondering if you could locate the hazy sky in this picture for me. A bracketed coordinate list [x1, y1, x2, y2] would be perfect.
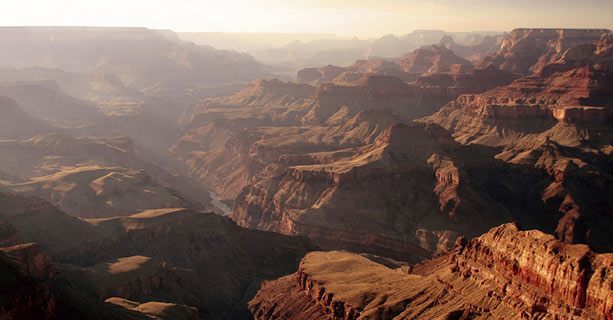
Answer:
[4, 0, 612, 37]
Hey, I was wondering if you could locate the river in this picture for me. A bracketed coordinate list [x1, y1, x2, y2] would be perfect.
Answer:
[209, 191, 232, 216]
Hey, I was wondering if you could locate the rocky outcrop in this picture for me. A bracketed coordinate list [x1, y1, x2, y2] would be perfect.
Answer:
[415, 65, 517, 96]
[302, 75, 450, 124]
[399, 45, 474, 75]
[478, 28, 610, 75]
[297, 45, 486, 88]
[232, 123, 514, 259]
[174, 75, 452, 203]
[450, 223, 612, 319]
[427, 30, 613, 147]
[0, 193, 315, 318]
[64, 255, 166, 299]
[0, 241, 139, 320]
[0, 243, 53, 279]
[250, 224, 612, 319]
[4, 165, 200, 218]
[423, 34, 613, 252]
[0, 192, 109, 258]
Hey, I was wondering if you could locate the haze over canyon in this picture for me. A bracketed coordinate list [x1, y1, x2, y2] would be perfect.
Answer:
[0, 2, 611, 319]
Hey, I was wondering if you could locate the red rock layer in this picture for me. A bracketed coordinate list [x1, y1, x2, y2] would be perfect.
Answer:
[427, 32, 613, 147]
[478, 28, 610, 75]
[451, 223, 612, 319]
[249, 224, 612, 319]
[231, 123, 512, 259]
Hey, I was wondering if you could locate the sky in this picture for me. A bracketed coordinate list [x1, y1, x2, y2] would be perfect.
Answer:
[3, 0, 612, 37]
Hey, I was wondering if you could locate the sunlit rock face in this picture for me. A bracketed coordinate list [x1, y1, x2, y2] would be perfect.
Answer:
[250, 224, 612, 320]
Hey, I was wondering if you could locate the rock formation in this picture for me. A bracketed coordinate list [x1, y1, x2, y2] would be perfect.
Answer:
[424, 33, 612, 251]
[477, 28, 610, 75]
[0, 193, 314, 319]
[296, 45, 479, 86]
[439, 34, 503, 62]
[0, 27, 268, 98]
[0, 133, 211, 218]
[0, 95, 52, 138]
[249, 224, 612, 319]
[0, 80, 101, 122]
[231, 123, 512, 259]
[0, 241, 143, 319]
[399, 45, 474, 75]
[174, 75, 451, 204]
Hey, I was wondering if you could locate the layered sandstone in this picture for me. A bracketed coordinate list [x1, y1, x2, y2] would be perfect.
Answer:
[450, 223, 612, 319]
[231, 123, 514, 259]
[423, 33, 613, 251]
[174, 75, 451, 203]
[427, 30, 612, 147]
[250, 224, 612, 319]
[477, 28, 610, 75]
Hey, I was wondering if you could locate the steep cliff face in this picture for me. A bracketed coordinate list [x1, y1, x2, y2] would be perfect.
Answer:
[301, 75, 450, 124]
[0, 244, 60, 320]
[232, 123, 514, 259]
[249, 224, 612, 320]
[450, 223, 612, 319]
[415, 65, 517, 96]
[428, 54, 612, 147]
[174, 75, 451, 203]
[477, 28, 610, 75]
[427, 31, 612, 150]
[424, 34, 613, 251]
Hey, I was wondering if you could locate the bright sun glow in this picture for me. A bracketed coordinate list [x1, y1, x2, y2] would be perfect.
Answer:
[3, 0, 613, 37]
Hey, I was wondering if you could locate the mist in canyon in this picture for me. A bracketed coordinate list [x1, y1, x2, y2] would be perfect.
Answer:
[0, 1, 611, 319]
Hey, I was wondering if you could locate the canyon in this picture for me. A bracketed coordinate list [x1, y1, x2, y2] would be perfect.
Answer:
[0, 26, 611, 319]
